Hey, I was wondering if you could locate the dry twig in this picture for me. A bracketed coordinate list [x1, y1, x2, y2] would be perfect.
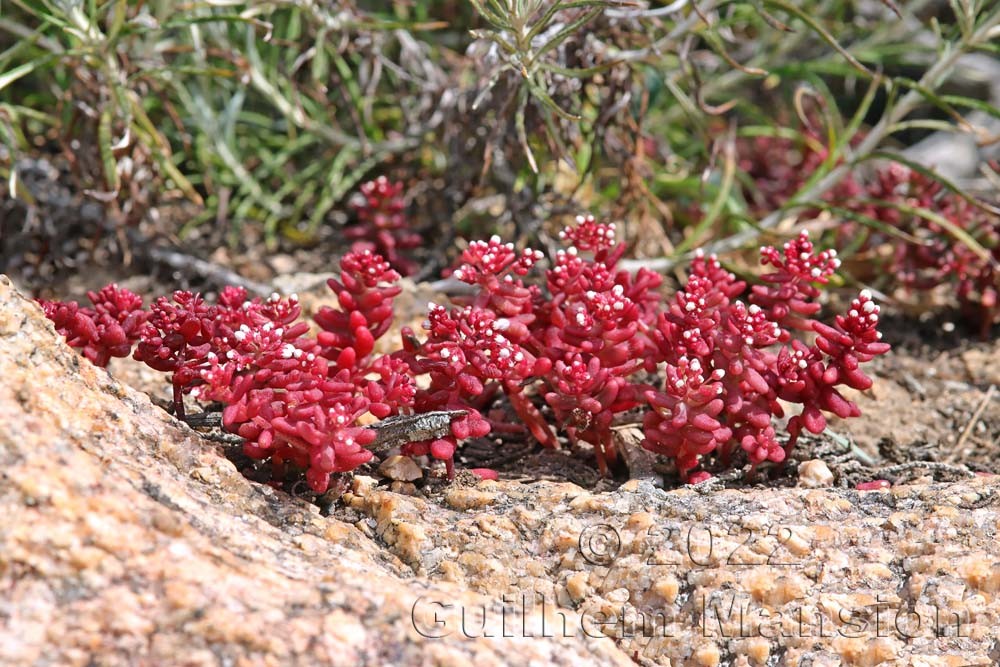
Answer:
[947, 384, 996, 463]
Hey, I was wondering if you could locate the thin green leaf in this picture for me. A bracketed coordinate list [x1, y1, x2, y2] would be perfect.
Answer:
[762, 0, 874, 78]
[698, 29, 767, 76]
[468, 30, 519, 57]
[0, 103, 56, 126]
[527, 7, 602, 68]
[346, 17, 449, 31]
[162, 14, 273, 33]
[891, 77, 969, 127]
[106, 0, 127, 42]
[526, 77, 581, 121]
[939, 93, 1000, 122]
[468, 0, 508, 28]
[525, 1, 615, 43]
[880, 200, 994, 263]
[98, 108, 120, 193]
[539, 60, 622, 77]
[306, 150, 386, 235]
[0, 61, 40, 93]
[311, 31, 329, 84]
[515, 90, 538, 173]
[888, 119, 972, 134]
[675, 134, 738, 254]
[841, 73, 883, 151]
[127, 93, 203, 205]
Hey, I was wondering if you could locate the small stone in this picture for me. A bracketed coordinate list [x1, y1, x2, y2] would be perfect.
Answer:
[389, 481, 418, 496]
[693, 642, 721, 667]
[378, 455, 423, 482]
[605, 587, 630, 604]
[350, 475, 378, 497]
[356, 411, 379, 426]
[625, 512, 655, 532]
[444, 488, 497, 510]
[783, 530, 813, 556]
[744, 637, 770, 665]
[833, 637, 902, 667]
[860, 562, 894, 581]
[268, 254, 299, 275]
[959, 556, 1000, 593]
[565, 572, 590, 602]
[652, 576, 679, 604]
[798, 459, 834, 488]
[438, 560, 465, 583]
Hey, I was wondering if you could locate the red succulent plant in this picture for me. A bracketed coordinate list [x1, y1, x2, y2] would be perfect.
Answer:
[737, 127, 999, 334]
[42, 223, 890, 488]
[38, 284, 147, 367]
[643, 232, 890, 481]
[345, 176, 421, 276]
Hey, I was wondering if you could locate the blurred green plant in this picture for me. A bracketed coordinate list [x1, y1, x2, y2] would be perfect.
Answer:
[459, 0, 999, 269]
[601, 0, 1000, 269]
[466, 0, 635, 171]
[0, 0, 449, 243]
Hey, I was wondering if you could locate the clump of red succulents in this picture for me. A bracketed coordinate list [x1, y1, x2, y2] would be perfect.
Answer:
[396, 218, 665, 475]
[530, 218, 663, 473]
[39, 251, 414, 494]
[737, 129, 999, 334]
[132, 287, 310, 420]
[848, 164, 999, 335]
[42, 221, 890, 487]
[345, 176, 421, 276]
[190, 253, 417, 493]
[399, 218, 886, 481]
[397, 236, 550, 474]
[39, 284, 149, 367]
[642, 231, 889, 480]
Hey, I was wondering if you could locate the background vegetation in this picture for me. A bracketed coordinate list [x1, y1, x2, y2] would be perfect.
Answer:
[2, 0, 998, 307]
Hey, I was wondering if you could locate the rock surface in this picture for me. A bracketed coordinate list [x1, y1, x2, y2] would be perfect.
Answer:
[346, 477, 1000, 666]
[3, 274, 1000, 666]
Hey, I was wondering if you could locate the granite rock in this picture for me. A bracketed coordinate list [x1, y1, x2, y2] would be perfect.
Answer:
[345, 475, 1000, 666]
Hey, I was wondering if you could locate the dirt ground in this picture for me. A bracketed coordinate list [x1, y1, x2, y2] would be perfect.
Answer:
[835, 314, 999, 477]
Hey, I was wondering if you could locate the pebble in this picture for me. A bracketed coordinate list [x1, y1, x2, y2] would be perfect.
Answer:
[798, 459, 835, 488]
[378, 455, 423, 482]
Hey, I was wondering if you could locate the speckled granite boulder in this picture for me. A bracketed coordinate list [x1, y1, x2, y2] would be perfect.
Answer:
[345, 474, 1000, 666]
[2, 274, 998, 667]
